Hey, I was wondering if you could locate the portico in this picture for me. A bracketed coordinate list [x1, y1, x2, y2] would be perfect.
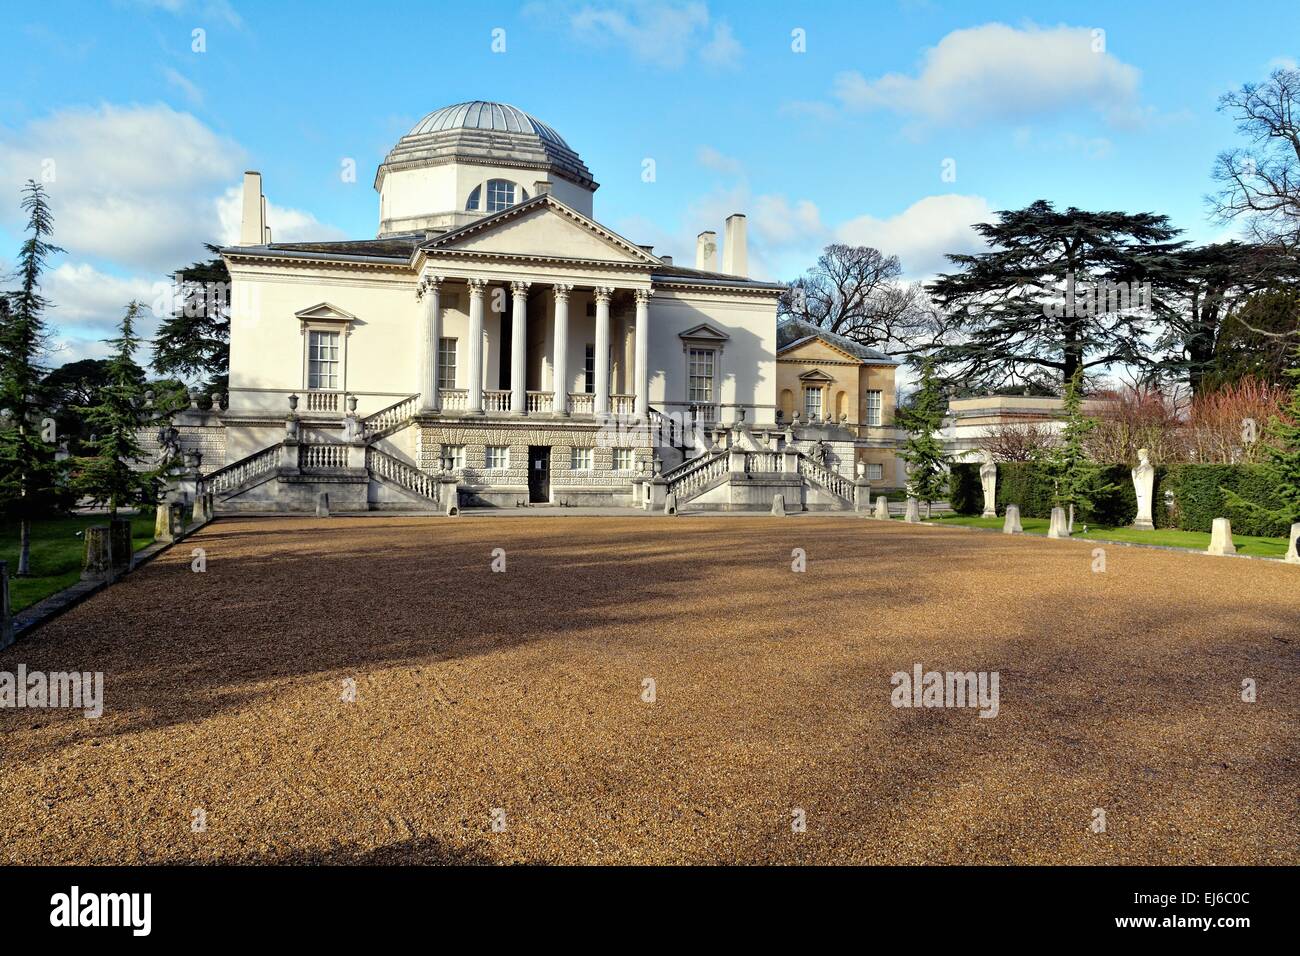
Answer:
[414, 272, 652, 422]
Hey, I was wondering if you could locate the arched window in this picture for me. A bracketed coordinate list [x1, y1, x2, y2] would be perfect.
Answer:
[466, 185, 481, 211]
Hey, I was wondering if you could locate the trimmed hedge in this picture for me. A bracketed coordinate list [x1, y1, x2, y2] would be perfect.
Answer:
[1163, 464, 1290, 537]
[952, 459, 1284, 535]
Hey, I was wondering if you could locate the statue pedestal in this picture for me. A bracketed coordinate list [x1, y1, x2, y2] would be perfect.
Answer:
[1132, 518, 1154, 531]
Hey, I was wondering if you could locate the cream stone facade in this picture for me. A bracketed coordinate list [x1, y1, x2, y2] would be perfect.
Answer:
[775, 318, 906, 491]
[192, 101, 869, 513]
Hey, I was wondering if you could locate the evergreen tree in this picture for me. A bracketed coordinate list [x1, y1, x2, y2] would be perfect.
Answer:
[72, 302, 164, 515]
[1037, 369, 1113, 531]
[151, 244, 231, 394]
[928, 200, 1184, 390]
[0, 181, 64, 575]
[898, 359, 949, 517]
[1224, 345, 1300, 525]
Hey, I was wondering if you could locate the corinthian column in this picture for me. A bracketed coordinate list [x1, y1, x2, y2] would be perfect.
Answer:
[417, 274, 443, 411]
[466, 278, 486, 415]
[634, 287, 652, 420]
[510, 280, 529, 415]
[552, 284, 572, 415]
[594, 286, 613, 418]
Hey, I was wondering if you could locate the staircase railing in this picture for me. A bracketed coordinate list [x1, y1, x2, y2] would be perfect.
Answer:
[648, 407, 683, 448]
[665, 449, 728, 500]
[362, 394, 420, 440]
[797, 452, 853, 502]
[201, 443, 283, 495]
[366, 447, 440, 502]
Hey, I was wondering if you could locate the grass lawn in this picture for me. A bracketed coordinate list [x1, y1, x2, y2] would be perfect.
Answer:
[925, 513, 1290, 558]
[1, 512, 156, 611]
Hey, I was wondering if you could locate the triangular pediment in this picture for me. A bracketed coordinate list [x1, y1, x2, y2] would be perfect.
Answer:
[422, 195, 660, 265]
[294, 302, 357, 323]
[779, 333, 860, 363]
[678, 323, 730, 344]
[798, 368, 835, 383]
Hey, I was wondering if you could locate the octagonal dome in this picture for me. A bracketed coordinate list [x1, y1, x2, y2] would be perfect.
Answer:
[375, 100, 597, 236]
[408, 101, 571, 150]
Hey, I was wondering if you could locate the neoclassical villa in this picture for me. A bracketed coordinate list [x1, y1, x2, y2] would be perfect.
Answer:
[178, 101, 901, 512]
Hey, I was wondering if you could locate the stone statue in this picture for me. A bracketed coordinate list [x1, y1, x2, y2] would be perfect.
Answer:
[1132, 448, 1155, 530]
[979, 450, 997, 518]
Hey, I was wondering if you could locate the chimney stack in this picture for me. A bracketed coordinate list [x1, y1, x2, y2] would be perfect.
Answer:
[533, 179, 552, 196]
[661, 254, 673, 265]
[723, 213, 747, 277]
[240, 171, 266, 246]
[695, 230, 717, 271]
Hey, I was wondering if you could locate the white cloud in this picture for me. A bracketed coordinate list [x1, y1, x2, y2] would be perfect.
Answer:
[1, 103, 343, 372]
[562, 1, 740, 69]
[1267, 56, 1298, 71]
[700, 21, 741, 68]
[214, 185, 345, 246]
[163, 67, 204, 106]
[833, 23, 1142, 128]
[43, 263, 159, 326]
[0, 103, 243, 272]
[696, 145, 743, 176]
[835, 194, 993, 279]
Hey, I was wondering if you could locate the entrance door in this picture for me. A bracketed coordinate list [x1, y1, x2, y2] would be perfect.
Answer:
[528, 446, 550, 503]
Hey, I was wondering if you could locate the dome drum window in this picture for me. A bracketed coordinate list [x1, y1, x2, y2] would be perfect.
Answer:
[466, 179, 529, 212]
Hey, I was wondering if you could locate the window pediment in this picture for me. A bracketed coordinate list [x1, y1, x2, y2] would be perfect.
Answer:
[797, 368, 834, 383]
[294, 302, 357, 327]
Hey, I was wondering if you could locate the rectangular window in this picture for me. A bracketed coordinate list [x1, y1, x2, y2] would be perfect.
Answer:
[688, 348, 715, 404]
[803, 386, 822, 421]
[438, 337, 457, 389]
[570, 447, 593, 470]
[307, 330, 340, 390]
[613, 448, 634, 471]
[584, 344, 596, 393]
[440, 445, 465, 471]
[866, 463, 883, 481]
[485, 446, 510, 470]
[866, 390, 883, 427]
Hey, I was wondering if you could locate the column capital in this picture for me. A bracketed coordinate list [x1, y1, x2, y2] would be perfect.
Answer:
[466, 277, 488, 296]
[634, 287, 654, 305]
[593, 286, 615, 303]
[416, 274, 443, 300]
[552, 283, 574, 301]
[510, 279, 531, 296]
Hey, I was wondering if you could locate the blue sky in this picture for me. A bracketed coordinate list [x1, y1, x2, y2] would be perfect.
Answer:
[1, 0, 1297, 366]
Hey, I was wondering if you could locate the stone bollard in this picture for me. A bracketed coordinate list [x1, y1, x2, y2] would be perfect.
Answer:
[0, 561, 13, 650]
[904, 498, 920, 523]
[170, 502, 185, 540]
[155, 502, 182, 543]
[443, 482, 460, 517]
[109, 517, 134, 576]
[1207, 517, 1236, 556]
[82, 525, 113, 582]
[192, 493, 210, 525]
[664, 492, 678, 516]
[771, 493, 787, 517]
[316, 492, 330, 518]
[1047, 507, 1068, 538]
[874, 495, 889, 520]
[1002, 505, 1023, 535]
[1286, 522, 1300, 564]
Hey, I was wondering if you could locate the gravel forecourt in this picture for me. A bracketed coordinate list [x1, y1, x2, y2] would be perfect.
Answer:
[1, 514, 1296, 865]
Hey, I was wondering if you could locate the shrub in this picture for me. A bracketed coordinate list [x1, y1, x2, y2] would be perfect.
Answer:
[1164, 463, 1290, 536]
[949, 463, 981, 515]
